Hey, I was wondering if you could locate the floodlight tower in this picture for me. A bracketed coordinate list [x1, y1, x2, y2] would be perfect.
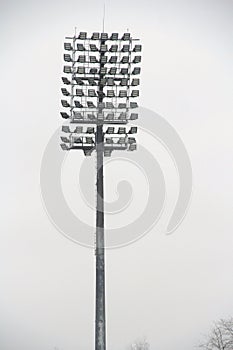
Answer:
[60, 31, 142, 350]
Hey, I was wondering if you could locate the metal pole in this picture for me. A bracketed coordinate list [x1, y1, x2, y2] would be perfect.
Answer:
[95, 36, 106, 350]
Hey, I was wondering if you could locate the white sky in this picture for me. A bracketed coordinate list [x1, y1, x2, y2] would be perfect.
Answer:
[0, 0, 233, 350]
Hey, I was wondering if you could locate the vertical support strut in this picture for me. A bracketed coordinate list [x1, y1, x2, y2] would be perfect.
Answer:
[95, 36, 106, 350]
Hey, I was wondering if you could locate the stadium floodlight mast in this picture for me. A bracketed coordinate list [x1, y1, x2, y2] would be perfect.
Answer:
[60, 30, 142, 350]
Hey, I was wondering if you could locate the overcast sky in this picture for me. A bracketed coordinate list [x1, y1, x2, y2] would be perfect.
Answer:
[0, 0, 233, 350]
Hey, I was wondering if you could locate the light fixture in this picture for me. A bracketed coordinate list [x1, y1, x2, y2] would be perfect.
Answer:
[122, 33, 131, 40]
[60, 143, 69, 150]
[62, 77, 71, 85]
[91, 32, 100, 40]
[110, 33, 119, 40]
[133, 56, 141, 63]
[60, 112, 69, 119]
[61, 88, 70, 96]
[64, 43, 72, 50]
[131, 90, 139, 97]
[77, 43, 85, 51]
[61, 100, 70, 107]
[64, 54, 72, 62]
[78, 32, 87, 40]
[64, 66, 72, 73]
[133, 44, 142, 52]
[62, 126, 71, 133]
[132, 67, 141, 75]
[109, 45, 118, 52]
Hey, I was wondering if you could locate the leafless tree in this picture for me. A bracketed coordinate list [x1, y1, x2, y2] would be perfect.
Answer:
[131, 337, 150, 350]
[199, 318, 233, 350]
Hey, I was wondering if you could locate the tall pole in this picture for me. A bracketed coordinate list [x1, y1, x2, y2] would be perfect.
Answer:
[61, 31, 141, 350]
[95, 38, 106, 350]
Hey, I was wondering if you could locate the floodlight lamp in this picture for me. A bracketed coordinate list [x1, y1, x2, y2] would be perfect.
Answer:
[109, 67, 117, 75]
[61, 88, 70, 96]
[76, 89, 84, 96]
[90, 68, 98, 74]
[62, 126, 71, 133]
[78, 32, 87, 40]
[64, 54, 72, 62]
[74, 126, 83, 133]
[100, 44, 108, 52]
[86, 137, 94, 144]
[106, 113, 114, 120]
[87, 127, 95, 134]
[91, 32, 100, 40]
[61, 136, 70, 143]
[109, 45, 118, 52]
[60, 143, 69, 150]
[119, 90, 127, 98]
[101, 33, 108, 40]
[88, 89, 97, 97]
[118, 127, 126, 134]
[118, 103, 127, 109]
[74, 77, 84, 85]
[97, 91, 106, 98]
[106, 127, 114, 134]
[64, 66, 72, 73]
[106, 102, 114, 109]
[90, 44, 98, 51]
[119, 112, 127, 120]
[118, 137, 126, 144]
[77, 43, 85, 51]
[120, 78, 128, 86]
[131, 78, 140, 86]
[133, 56, 141, 64]
[61, 100, 70, 107]
[130, 102, 138, 109]
[73, 137, 82, 144]
[88, 78, 97, 86]
[98, 102, 105, 109]
[100, 56, 107, 64]
[120, 68, 128, 75]
[90, 56, 98, 63]
[100, 67, 107, 75]
[60, 112, 70, 119]
[64, 43, 72, 51]
[129, 144, 137, 151]
[87, 101, 96, 108]
[104, 150, 112, 157]
[121, 45, 130, 52]
[110, 33, 119, 40]
[122, 33, 131, 41]
[106, 78, 115, 86]
[132, 67, 141, 75]
[100, 78, 106, 86]
[133, 45, 142, 52]
[121, 56, 129, 64]
[74, 101, 84, 108]
[62, 77, 71, 85]
[129, 127, 138, 134]
[77, 66, 86, 74]
[73, 111, 83, 119]
[131, 90, 139, 97]
[87, 114, 96, 120]
[128, 137, 136, 144]
[107, 90, 115, 97]
[105, 138, 113, 144]
[78, 55, 86, 63]
[109, 56, 117, 64]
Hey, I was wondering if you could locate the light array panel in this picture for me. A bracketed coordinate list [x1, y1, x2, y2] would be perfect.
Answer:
[60, 31, 141, 156]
